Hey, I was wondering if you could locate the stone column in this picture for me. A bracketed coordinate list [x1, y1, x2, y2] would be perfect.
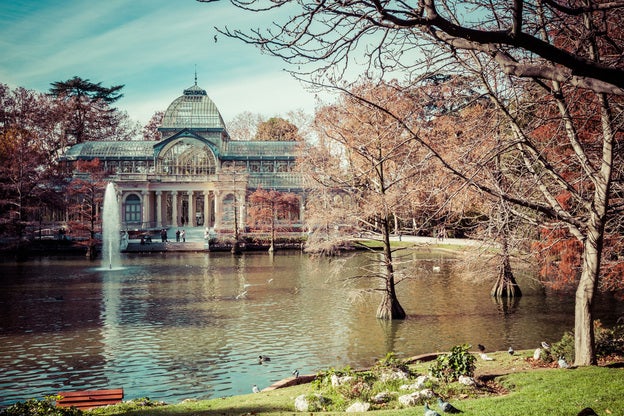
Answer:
[213, 190, 220, 230]
[141, 190, 150, 229]
[203, 191, 210, 228]
[238, 191, 246, 233]
[188, 190, 195, 226]
[172, 191, 178, 228]
[155, 191, 162, 228]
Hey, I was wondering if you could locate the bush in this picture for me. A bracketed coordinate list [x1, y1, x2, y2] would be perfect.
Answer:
[430, 344, 476, 382]
[373, 352, 410, 374]
[0, 396, 82, 416]
[551, 332, 575, 363]
[550, 321, 624, 364]
[595, 321, 624, 358]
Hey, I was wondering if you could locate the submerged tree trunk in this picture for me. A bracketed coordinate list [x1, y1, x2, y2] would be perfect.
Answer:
[376, 218, 406, 320]
[491, 254, 522, 298]
[491, 234, 522, 298]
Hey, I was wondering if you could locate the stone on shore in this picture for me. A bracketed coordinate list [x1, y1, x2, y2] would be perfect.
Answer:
[346, 401, 371, 412]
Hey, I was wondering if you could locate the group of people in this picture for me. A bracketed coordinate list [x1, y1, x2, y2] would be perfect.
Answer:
[141, 228, 187, 244]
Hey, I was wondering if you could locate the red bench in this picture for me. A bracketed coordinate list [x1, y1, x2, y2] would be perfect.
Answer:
[56, 388, 124, 410]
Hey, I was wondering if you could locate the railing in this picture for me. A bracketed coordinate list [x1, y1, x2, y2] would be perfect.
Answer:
[112, 173, 220, 182]
[248, 173, 303, 189]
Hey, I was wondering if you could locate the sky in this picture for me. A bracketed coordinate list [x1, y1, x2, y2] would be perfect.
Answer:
[0, 0, 322, 125]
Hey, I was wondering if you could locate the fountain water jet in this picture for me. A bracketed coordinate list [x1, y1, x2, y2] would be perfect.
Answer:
[102, 182, 122, 270]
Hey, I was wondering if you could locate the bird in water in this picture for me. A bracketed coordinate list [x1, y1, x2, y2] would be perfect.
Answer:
[258, 355, 271, 363]
[508, 346, 514, 355]
[477, 344, 486, 352]
[424, 402, 442, 416]
[558, 356, 570, 368]
[292, 369, 300, 378]
[252, 384, 260, 393]
[437, 397, 462, 413]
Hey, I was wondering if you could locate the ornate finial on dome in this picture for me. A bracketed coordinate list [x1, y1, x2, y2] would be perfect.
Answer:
[184, 66, 207, 96]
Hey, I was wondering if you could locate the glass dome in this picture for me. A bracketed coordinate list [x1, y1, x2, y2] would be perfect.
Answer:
[160, 83, 227, 130]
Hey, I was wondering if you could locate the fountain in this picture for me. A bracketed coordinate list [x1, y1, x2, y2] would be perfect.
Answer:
[101, 182, 122, 270]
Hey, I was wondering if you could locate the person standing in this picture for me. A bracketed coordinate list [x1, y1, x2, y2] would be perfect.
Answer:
[181, 229, 186, 242]
[176, 229, 180, 242]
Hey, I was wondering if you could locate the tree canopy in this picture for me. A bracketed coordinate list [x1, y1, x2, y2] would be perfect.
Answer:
[49, 76, 128, 144]
[254, 117, 300, 141]
[49, 76, 124, 104]
[206, 0, 624, 365]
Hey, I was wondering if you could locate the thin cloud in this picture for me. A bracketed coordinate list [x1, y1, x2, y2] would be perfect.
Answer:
[0, 1, 319, 124]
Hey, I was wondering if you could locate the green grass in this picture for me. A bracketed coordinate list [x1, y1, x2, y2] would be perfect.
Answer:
[90, 354, 624, 416]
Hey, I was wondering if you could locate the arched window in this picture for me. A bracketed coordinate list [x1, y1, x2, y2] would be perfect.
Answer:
[125, 194, 141, 223]
[158, 139, 217, 175]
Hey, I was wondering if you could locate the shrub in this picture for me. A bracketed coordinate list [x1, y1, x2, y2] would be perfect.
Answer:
[430, 344, 476, 382]
[373, 352, 410, 374]
[0, 396, 82, 416]
[552, 332, 574, 363]
[550, 321, 624, 364]
[595, 321, 624, 358]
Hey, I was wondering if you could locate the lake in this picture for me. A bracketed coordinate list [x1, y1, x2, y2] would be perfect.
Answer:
[1, 250, 622, 406]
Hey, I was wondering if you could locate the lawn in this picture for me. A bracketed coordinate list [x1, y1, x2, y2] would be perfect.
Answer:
[88, 350, 623, 416]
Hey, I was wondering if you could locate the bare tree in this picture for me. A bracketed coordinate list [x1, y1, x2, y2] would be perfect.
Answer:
[304, 81, 437, 320]
[248, 187, 300, 251]
[227, 111, 265, 141]
[203, 0, 624, 365]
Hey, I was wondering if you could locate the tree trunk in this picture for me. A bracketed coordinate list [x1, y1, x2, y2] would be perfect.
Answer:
[491, 259, 522, 297]
[376, 218, 406, 320]
[491, 236, 522, 298]
[573, 91, 612, 366]
[574, 227, 602, 366]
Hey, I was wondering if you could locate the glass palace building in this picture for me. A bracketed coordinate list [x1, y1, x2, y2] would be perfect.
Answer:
[60, 82, 304, 234]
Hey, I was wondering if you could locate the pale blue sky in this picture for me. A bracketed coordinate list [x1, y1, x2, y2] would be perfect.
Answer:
[0, 0, 319, 124]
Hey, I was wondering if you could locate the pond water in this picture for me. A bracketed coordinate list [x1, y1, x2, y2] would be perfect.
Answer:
[1, 250, 622, 406]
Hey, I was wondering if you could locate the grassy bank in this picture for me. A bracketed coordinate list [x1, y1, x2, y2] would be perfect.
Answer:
[88, 350, 623, 416]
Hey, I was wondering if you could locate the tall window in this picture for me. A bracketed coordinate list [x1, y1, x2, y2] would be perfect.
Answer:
[158, 139, 217, 175]
[125, 194, 141, 223]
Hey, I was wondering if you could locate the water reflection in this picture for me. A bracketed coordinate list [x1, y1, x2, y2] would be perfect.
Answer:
[0, 251, 622, 406]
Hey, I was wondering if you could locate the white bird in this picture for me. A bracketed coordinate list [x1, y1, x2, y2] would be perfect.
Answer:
[267, 278, 274, 284]
[479, 352, 494, 361]
[508, 347, 514, 355]
[432, 265, 441, 272]
[252, 384, 260, 393]
[541, 341, 551, 349]
[292, 369, 300, 378]
[558, 356, 570, 368]
[235, 290, 247, 299]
